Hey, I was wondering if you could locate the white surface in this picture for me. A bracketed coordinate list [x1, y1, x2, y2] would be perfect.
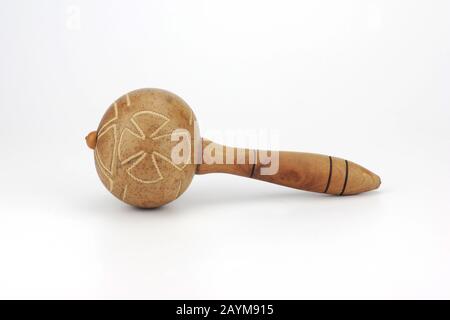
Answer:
[0, 0, 449, 299]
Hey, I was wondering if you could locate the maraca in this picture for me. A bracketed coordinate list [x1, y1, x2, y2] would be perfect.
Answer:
[86, 88, 380, 208]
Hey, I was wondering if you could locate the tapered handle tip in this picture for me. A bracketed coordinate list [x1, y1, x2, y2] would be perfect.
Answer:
[343, 161, 381, 195]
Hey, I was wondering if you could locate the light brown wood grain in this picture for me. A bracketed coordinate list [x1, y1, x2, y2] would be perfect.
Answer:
[196, 140, 381, 196]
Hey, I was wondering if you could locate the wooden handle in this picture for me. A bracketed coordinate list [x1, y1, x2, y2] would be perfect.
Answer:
[196, 139, 381, 195]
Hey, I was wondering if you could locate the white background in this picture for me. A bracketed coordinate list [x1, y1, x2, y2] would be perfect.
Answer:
[0, 0, 449, 299]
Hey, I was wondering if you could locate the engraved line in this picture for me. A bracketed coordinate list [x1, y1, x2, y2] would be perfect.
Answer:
[175, 180, 182, 198]
[152, 133, 173, 140]
[132, 111, 170, 138]
[112, 125, 117, 175]
[151, 153, 164, 181]
[126, 153, 163, 184]
[98, 102, 118, 135]
[323, 156, 333, 193]
[96, 124, 117, 175]
[250, 149, 258, 177]
[150, 118, 170, 138]
[152, 131, 190, 141]
[153, 151, 187, 170]
[118, 118, 146, 162]
[121, 150, 145, 166]
[126, 94, 130, 107]
[97, 123, 114, 140]
[133, 110, 169, 120]
[130, 117, 146, 139]
[122, 185, 128, 201]
[339, 160, 349, 196]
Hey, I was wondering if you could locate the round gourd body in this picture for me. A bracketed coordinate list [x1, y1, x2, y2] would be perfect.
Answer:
[93, 88, 199, 208]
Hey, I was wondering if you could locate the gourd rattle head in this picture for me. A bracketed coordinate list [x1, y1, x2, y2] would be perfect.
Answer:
[86, 88, 200, 208]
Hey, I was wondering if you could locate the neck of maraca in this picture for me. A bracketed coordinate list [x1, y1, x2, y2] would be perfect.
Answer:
[196, 139, 258, 178]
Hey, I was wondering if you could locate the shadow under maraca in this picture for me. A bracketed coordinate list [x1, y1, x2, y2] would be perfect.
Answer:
[68, 189, 180, 217]
[70, 179, 382, 215]
[176, 184, 382, 211]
